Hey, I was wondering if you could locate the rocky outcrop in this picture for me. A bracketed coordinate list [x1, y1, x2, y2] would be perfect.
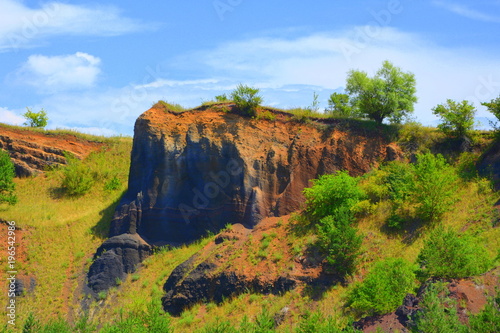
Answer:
[0, 125, 103, 177]
[478, 139, 500, 188]
[162, 256, 296, 316]
[110, 105, 402, 245]
[87, 234, 151, 293]
[88, 105, 402, 294]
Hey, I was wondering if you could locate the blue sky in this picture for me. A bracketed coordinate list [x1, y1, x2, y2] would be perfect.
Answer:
[1, 0, 500, 135]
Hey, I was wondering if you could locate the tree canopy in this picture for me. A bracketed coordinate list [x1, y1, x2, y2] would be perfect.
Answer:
[345, 60, 417, 124]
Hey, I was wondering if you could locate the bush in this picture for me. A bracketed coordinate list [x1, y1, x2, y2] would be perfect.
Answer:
[469, 296, 500, 333]
[412, 153, 458, 222]
[417, 226, 491, 279]
[317, 210, 362, 277]
[381, 161, 415, 228]
[303, 171, 365, 223]
[413, 283, 468, 333]
[215, 94, 230, 102]
[61, 156, 95, 196]
[348, 258, 417, 315]
[230, 84, 262, 117]
[0, 149, 17, 205]
[23, 107, 48, 128]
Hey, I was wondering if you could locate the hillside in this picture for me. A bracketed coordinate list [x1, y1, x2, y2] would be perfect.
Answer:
[0, 105, 499, 332]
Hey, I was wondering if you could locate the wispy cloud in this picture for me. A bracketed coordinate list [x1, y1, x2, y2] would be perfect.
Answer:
[433, 1, 500, 23]
[15, 52, 101, 93]
[0, 107, 24, 125]
[0, 0, 151, 52]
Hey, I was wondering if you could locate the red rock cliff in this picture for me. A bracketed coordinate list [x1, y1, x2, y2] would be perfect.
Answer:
[110, 104, 402, 244]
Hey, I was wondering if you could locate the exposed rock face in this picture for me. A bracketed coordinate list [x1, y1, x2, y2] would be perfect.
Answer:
[478, 140, 500, 188]
[88, 105, 402, 294]
[162, 255, 297, 316]
[0, 126, 103, 177]
[110, 106, 402, 245]
[87, 234, 151, 293]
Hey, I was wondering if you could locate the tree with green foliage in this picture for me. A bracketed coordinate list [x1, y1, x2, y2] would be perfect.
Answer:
[0, 149, 17, 205]
[230, 84, 262, 117]
[348, 258, 417, 315]
[432, 99, 476, 139]
[412, 153, 458, 222]
[22, 107, 48, 128]
[482, 95, 500, 131]
[317, 209, 362, 277]
[418, 226, 491, 279]
[345, 60, 417, 124]
[303, 170, 365, 223]
[326, 92, 359, 118]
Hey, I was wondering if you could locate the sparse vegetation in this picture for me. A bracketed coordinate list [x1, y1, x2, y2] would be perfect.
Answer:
[230, 84, 262, 117]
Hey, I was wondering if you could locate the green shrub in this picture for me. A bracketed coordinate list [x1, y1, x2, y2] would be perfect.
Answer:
[230, 84, 262, 117]
[412, 153, 458, 222]
[317, 210, 362, 277]
[303, 171, 365, 223]
[417, 226, 491, 279]
[469, 296, 500, 333]
[22, 107, 48, 128]
[215, 94, 230, 102]
[397, 121, 440, 153]
[348, 258, 417, 315]
[257, 110, 276, 121]
[104, 175, 121, 191]
[61, 156, 95, 196]
[22, 312, 41, 333]
[0, 149, 17, 205]
[412, 283, 468, 333]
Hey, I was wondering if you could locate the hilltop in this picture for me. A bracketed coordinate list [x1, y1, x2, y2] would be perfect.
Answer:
[0, 103, 499, 332]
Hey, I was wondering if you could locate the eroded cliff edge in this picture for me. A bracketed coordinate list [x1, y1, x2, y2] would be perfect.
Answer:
[88, 104, 402, 293]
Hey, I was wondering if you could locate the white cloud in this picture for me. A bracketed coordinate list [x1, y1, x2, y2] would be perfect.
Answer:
[0, 107, 24, 125]
[16, 52, 101, 92]
[183, 27, 500, 125]
[0, 0, 150, 51]
[433, 1, 500, 23]
[13, 26, 500, 135]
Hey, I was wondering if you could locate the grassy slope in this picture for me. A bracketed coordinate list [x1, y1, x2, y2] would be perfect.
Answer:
[0, 135, 132, 327]
[0, 122, 499, 332]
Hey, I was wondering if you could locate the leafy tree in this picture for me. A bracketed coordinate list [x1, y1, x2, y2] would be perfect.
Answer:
[326, 92, 359, 118]
[230, 84, 263, 117]
[22, 107, 48, 128]
[418, 226, 491, 279]
[0, 149, 17, 205]
[412, 153, 458, 222]
[482, 95, 500, 131]
[303, 170, 365, 222]
[345, 60, 417, 124]
[432, 99, 476, 138]
[317, 209, 362, 277]
[348, 258, 417, 315]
